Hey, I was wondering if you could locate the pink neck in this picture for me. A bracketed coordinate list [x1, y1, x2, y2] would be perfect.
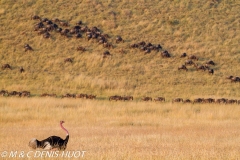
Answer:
[60, 123, 69, 135]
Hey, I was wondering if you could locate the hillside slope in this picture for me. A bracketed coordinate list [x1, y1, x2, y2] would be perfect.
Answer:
[0, 0, 240, 100]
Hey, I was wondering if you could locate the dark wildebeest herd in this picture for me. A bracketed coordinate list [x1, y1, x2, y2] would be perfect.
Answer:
[178, 53, 215, 75]
[1, 89, 240, 105]
[0, 90, 30, 97]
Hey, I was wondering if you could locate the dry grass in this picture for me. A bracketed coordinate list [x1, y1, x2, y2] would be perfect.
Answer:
[1, 1, 240, 159]
[0, 98, 240, 159]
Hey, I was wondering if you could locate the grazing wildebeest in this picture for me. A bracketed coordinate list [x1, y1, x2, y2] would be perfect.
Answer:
[193, 98, 203, 104]
[183, 99, 192, 103]
[231, 77, 240, 83]
[77, 46, 86, 52]
[180, 53, 187, 58]
[60, 21, 69, 27]
[116, 36, 124, 43]
[206, 60, 215, 66]
[103, 51, 112, 58]
[76, 20, 82, 25]
[172, 98, 183, 103]
[178, 65, 188, 71]
[215, 98, 227, 104]
[87, 95, 96, 99]
[122, 96, 133, 101]
[188, 55, 198, 61]
[154, 97, 165, 102]
[43, 32, 50, 38]
[226, 75, 233, 80]
[64, 58, 73, 63]
[61, 29, 70, 36]
[226, 99, 237, 104]
[103, 42, 113, 49]
[194, 64, 206, 71]
[21, 91, 30, 97]
[0, 90, 8, 96]
[142, 97, 152, 101]
[62, 93, 76, 98]
[109, 95, 122, 101]
[8, 91, 20, 96]
[130, 43, 139, 48]
[203, 98, 215, 103]
[185, 59, 195, 66]
[75, 33, 82, 38]
[161, 50, 171, 58]
[76, 93, 88, 99]
[24, 44, 33, 52]
[31, 15, 41, 20]
[20, 67, 25, 73]
[2, 64, 12, 70]
[208, 69, 214, 75]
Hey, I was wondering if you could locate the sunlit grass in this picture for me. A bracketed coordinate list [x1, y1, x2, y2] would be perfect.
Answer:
[0, 98, 240, 159]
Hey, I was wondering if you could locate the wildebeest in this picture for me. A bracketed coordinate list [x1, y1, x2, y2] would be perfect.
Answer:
[20, 67, 25, 73]
[215, 98, 227, 104]
[122, 96, 133, 101]
[43, 32, 50, 38]
[185, 59, 195, 66]
[161, 50, 171, 58]
[116, 36, 124, 43]
[180, 53, 187, 58]
[203, 98, 215, 103]
[76, 20, 82, 25]
[208, 69, 214, 75]
[62, 93, 76, 98]
[103, 51, 112, 58]
[194, 64, 206, 71]
[231, 77, 240, 83]
[20, 91, 31, 97]
[2, 64, 12, 70]
[154, 97, 165, 102]
[142, 97, 152, 101]
[64, 58, 73, 63]
[172, 98, 183, 103]
[193, 98, 203, 104]
[226, 99, 237, 104]
[77, 46, 86, 52]
[31, 15, 41, 20]
[226, 75, 233, 80]
[183, 99, 192, 103]
[59, 21, 69, 27]
[109, 95, 122, 101]
[178, 65, 188, 71]
[103, 42, 113, 49]
[206, 60, 215, 66]
[8, 91, 21, 96]
[24, 44, 33, 52]
[188, 55, 198, 61]
[0, 90, 8, 96]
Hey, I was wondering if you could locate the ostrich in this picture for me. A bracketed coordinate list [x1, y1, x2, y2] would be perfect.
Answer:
[29, 121, 69, 150]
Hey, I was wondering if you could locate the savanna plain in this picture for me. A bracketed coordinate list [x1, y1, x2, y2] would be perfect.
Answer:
[0, 0, 240, 159]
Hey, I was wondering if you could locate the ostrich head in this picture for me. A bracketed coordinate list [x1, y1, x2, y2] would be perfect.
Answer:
[60, 120, 65, 124]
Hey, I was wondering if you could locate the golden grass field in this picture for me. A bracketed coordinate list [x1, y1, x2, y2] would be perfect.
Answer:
[0, 98, 240, 160]
[0, 0, 240, 159]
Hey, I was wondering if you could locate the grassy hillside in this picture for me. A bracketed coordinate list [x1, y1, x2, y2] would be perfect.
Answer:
[0, 0, 240, 100]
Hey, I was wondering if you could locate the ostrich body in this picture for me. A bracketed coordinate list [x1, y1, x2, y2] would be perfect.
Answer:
[29, 121, 69, 150]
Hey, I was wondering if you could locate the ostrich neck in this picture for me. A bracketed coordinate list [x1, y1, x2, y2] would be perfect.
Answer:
[60, 123, 69, 135]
